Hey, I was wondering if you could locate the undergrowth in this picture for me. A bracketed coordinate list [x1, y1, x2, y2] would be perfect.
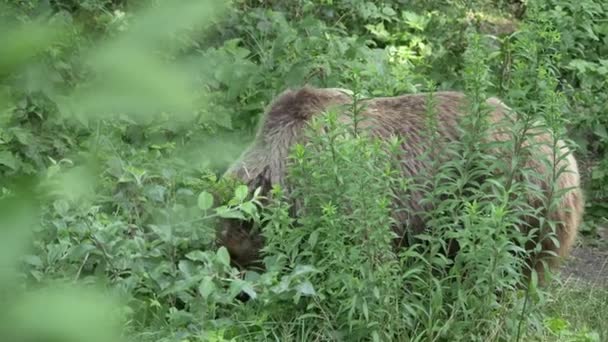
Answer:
[0, 0, 605, 341]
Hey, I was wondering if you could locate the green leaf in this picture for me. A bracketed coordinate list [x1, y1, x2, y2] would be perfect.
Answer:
[567, 59, 596, 73]
[52, 200, 70, 217]
[402, 11, 428, 31]
[216, 246, 230, 266]
[197, 191, 214, 210]
[234, 185, 249, 202]
[594, 124, 608, 140]
[591, 168, 605, 180]
[23, 255, 43, 267]
[186, 250, 208, 262]
[178, 260, 196, 278]
[545, 317, 568, 334]
[308, 230, 319, 248]
[11, 128, 32, 145]
[241, 282, 257, 300]
[199, 276, 216, 298]
[240, 201, 256, 216]
[0, 151, 19, 170]
[227, 279, 256, 300]
[382, 6, 396, 17]
[145, 184, 166, 203]
[216, 206, 246, 220]
[296, 281, 316, 297]
[292, 265, 318, 277]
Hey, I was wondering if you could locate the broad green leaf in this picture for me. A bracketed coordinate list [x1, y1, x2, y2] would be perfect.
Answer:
[22, 255, 43, 267]
[216, 246, 230, 267]
[545, 317, 568, 334]
[296, 281, 316, 297]
[178, 260, 196, 278]
[216, 206, 246, 220]
[0, 151, 19, 170]
[197, 191, 214, 210]
[594, 124, 608, 140]
[308, 230, 319, 248]
[186, 250, 208, 262]
[382, 6, 397, 17]
[199, 276, 216, 298]
[240, 201, 256, 216]
[292, 265, 318, 277]
[234, 185, 249, 202]
[241, 282, 257, 300]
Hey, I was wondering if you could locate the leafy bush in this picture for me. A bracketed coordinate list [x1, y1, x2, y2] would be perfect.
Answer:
[0, 0, 604, 341]
[533, 0, 608, 228]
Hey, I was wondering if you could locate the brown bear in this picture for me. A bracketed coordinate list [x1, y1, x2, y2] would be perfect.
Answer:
[217, 86, 584, 284]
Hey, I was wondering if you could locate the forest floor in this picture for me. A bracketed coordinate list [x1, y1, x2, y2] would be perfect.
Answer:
[541, 226, 608, 340]
[560, 226, 608, 287]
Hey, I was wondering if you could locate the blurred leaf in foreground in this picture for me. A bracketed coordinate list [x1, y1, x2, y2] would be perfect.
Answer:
[0, 17, 66, 75]
[0, 184, 38, 288]
[59, 0, 230, 122]
[0, 284, 128, 342]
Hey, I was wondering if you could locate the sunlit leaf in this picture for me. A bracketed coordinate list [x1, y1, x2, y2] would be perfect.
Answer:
[198, 191, 214, 210]
[216, 246, 230, 267]
[234, 185, 249, 202]
[199, 276, 216, 298]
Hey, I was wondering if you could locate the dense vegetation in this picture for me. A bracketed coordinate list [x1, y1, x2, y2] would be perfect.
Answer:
[0, 0, 606, 341]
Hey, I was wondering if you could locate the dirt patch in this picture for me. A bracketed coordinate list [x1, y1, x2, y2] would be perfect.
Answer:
[560, 245, 608, 287]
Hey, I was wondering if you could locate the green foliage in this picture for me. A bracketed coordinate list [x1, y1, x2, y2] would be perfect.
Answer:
[533, 0, 608, 227]
[542, 281, 608, 342]
[0, 0, 605, 341]
[259, 108, 408, 340]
